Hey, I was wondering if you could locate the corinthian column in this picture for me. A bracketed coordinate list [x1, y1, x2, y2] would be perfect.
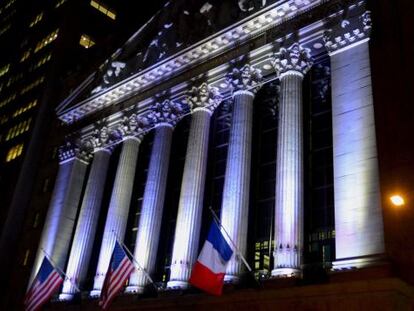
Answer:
[126, 101, 183, 293]
[271, 43, 312, 277]
[221, 64, 262, 282]
[324, 11, 385, 269]
[60, 124, 113, 300]
[28, 140, 90, 288]
[91, 115, 145, 296]
[168, 84, 222, 289]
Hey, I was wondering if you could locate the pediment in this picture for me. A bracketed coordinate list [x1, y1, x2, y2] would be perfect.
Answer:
[56, 0, 276, 118]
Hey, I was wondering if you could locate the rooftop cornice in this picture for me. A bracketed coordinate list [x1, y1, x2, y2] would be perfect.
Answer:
[58, 0, 330, 124]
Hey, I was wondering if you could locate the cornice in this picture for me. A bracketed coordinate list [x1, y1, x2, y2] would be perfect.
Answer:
[323, 3, 371, 55]
[58, 137, 92, 164]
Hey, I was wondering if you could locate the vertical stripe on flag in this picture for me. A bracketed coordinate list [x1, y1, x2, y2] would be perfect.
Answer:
[25, 257, 63, 311]
[99, 241, 135, 310]
[189, 221, 233, 295]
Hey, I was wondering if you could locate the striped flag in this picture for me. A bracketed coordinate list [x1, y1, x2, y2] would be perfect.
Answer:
[189, 221, 233, 296]
[25, 256, 63, 311]
[99, 241, 135, 310]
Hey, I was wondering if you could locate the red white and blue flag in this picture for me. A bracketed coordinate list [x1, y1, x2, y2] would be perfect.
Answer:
[99, 241, 135, 310]
[25, 256, 63, 311]
[189, 221, 233, 296]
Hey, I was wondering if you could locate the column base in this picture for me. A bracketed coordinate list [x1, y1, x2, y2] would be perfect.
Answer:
[167, 280, 189, 290]
[58, 293, 75, 301]
[271, 268, 301, 278]
[89, 290, 101, 297]
[332, 254, 387, 271]
[224, 274, 240, 284]
[124, 285, 145, 294]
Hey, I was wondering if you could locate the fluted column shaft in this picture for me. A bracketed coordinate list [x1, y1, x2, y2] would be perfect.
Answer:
[60, 149, 111, 299]
[272, 71, 304, 277]
[167, 109, 212, 288]
[221, 90, 254, 282]
[330, 41, 384, 268]
[91, 137, 141, 296]
[29, 157, 88, 287]
[126, 125, 173, 293]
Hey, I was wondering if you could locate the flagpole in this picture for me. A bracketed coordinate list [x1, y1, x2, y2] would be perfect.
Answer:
[110, 231, 159, 291]
[208, 206, 253, 273]
[40, 248, 81, 293]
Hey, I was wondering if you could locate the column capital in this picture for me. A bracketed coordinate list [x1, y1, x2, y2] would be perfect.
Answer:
[146, 99, 185, 127]
[116, 113, 147, 142]
[186, 83, 222, 115]
[323, 10, 371, 56]
[226, 64, 262, 94]
[86, 121, 114, 154]
[272, 43, 312, 77]
[58, 138, 91, 164]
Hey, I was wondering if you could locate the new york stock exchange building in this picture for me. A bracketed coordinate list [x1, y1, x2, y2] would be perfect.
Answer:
[22, 0, 414, 309]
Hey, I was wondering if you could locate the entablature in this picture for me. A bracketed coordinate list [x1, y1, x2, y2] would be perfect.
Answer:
[58, 0, 370, 147]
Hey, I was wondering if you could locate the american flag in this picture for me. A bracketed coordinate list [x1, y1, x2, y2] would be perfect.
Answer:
[25, 256, 63, 311]
[99, 241, 135, 310]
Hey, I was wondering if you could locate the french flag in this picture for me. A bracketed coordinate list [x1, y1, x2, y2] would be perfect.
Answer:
[189, 221, 233, 296]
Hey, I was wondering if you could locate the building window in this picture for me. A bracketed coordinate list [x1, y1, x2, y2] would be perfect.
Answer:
[55, 0, 67, 8]
[33, 212, 40, 228]
[90, 0, 116, 20]
[30, 53, 52, 71]
[0, 64, 10, 77]
[0, 114, 8, 124]
[13, 99, 38, 117]
[79, 34, 95, 49]
[5, 143, 24, 162]
[29, 12, 43, 27]
[50, 146, 58, 160]
[42, 178, 50, 193]
[0, 0, 16, 12]
[20, 49, 31, 62]
[0, 24, 11, 36]
[5, 118, 32, 141]
[0, 93, 16, 108]
[6, 73, 23, 87]
[22, 249, 30, 266]
[34, 29, 59, 53]
[20, 76, 45, 95]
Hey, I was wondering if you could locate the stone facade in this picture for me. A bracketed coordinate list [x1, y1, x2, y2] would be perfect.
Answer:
[27, 0, 404, 308]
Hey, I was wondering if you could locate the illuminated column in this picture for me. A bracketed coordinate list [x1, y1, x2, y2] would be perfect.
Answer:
[126, 101, 183, 293]
[29, 141, 89, 287]
[221, 65, 262, 282]
[60, 125, 112, 300]
[91, 115, 144, 296]
[271, 43, 312, 277]
[168, 84, 222, 289]
[324, 11, 385, 269]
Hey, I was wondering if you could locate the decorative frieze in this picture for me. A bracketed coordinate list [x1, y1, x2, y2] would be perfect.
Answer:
[323, 10, 372, 55]
[58, 138, 91, 164]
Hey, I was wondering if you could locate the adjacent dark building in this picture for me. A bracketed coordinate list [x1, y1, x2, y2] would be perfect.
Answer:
[0, 0, 165, 307]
